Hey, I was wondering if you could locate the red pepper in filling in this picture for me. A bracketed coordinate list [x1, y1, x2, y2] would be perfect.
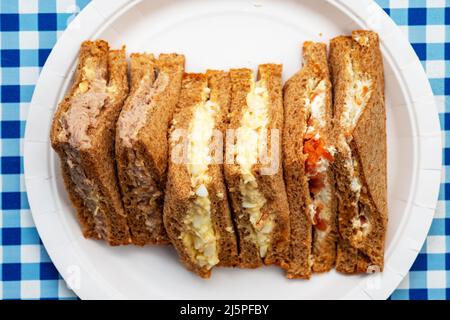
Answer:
[303, 137, 334, 175]
[309, 173, 326, 195]
[312, 203, 327, 231]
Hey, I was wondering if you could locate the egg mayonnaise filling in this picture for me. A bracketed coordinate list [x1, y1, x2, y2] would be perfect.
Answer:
[181, 87, 220, 269]
[236, 79, 274, 258]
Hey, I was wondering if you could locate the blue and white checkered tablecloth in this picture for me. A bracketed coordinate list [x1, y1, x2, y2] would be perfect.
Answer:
[0, 0, 448, 300]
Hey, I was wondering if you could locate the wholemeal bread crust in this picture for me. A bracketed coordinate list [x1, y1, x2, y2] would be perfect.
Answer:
[164, 73, 208, 277]
[116, 53, 185, 245]
[282, 52, 312, 278]
[206, 70, 239, 268]
[163, 72, 239, 278]
[282, 42, 337, 279]
[225, 68, 261, 268]
[305, 43, 338, 274]
[225, 65, 290, 268]
[50, 41, 130, 245]
[330, 30, 387, 273]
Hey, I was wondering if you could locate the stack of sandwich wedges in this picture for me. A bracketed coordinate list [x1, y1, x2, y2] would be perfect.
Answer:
[51, 30, 387, 279]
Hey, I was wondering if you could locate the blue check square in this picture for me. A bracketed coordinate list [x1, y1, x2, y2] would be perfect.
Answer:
[409, 289, 428, 300]
[40, 263, 58, 280]
[38, 13, 57, 31]
[409, 8, 427, 25]
[1, 120, 21, 138]
[38, 48, 51, 67]
[2, 156, 22, 174]
[1, 192, 21, 210]
[412, 43, 427, 60]
[1, 50, 20, 67]
[1, 86, 20, 103]
[2, 228, 21, 245]
[2, 263, 21, 281]
[0, 14, 20, 31]
[411, 253, 428, 271]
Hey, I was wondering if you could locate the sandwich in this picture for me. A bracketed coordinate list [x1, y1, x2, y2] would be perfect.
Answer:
[282, 42, 337, 279]
[225, 65, 290, 268]
[50, 40, 130, 245]
[116, 52, 185, 245]
[329, 30, 387, 273]
[164, 71, 239, 278]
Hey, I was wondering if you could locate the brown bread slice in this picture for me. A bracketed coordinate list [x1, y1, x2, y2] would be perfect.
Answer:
[225, 65, 290, 268]
[116, 53, 185, 245]
[163, 72, 239, 278]
[282, 42, 337, 279]
[330, 30, 387, 273]
[50, 40, 130, 245]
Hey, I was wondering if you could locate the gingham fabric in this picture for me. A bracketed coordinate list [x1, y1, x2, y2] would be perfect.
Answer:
[0, 0, 447, 300]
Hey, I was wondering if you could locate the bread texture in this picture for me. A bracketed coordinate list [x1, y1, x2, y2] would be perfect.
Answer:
[225, 65, 290, 268]
[116, 53, 185, 245]
[163, 72, 239, 278]
[330, 30, 387, 273]
[282, 42, 337, 279]
[50, 40, 130, 245]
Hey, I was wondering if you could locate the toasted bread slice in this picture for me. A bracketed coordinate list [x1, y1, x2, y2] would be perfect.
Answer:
[282, 42, 337, 278]
[225, 65, 290, 268]
[50, 40, 130, 245]
[164, 72, 239, 278]
[330, 30, 387, 273]
[116, 53, 185, 245]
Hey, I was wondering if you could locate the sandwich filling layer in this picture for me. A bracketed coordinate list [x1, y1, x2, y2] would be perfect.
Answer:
[117, 71, 169, 148]
[236, 79, 273, 258]
[338, 55, 373, 242]
[57, 59, 116, 239]
[117, 67, 167, 234]
[181, 87, 220, 270]
[303, 79, 334, 236]
[123, 148, 161, 233]
[64, 145, 107, 238]
[59, 59, 110, 149]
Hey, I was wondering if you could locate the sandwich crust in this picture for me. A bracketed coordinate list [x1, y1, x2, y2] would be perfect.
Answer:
[330, 30, 387, 273]
[116, 53, 185, 245]
[163, 72, 238, 278]
[282, 42, 337, 278]
[225, 65, 290, 268]
[50, 40, 130, 245]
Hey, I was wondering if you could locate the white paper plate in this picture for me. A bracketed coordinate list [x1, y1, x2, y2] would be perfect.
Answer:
[24, 0, 441, 300]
